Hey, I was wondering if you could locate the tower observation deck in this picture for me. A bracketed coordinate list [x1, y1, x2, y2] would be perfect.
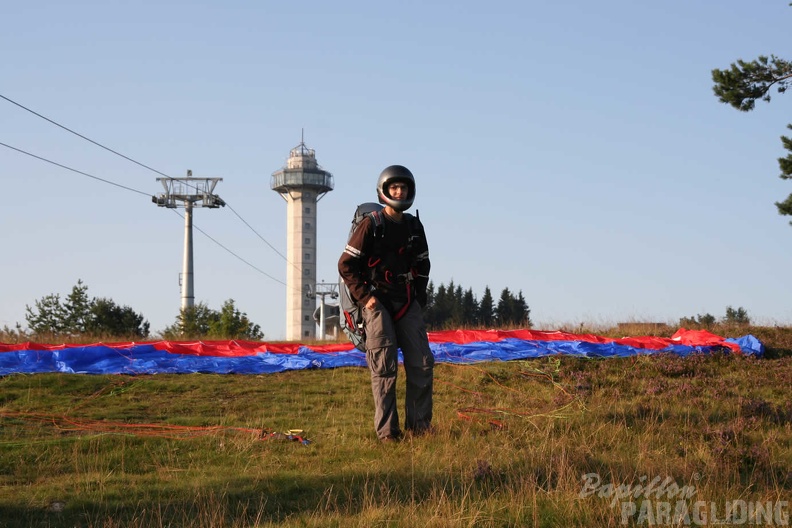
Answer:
[271, 140, 334, 340]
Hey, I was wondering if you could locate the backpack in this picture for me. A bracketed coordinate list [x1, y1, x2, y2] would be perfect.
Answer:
[339, 203, 385, 351]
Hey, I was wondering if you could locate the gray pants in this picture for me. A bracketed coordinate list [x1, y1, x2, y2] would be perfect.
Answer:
[362, 301, 434, 440]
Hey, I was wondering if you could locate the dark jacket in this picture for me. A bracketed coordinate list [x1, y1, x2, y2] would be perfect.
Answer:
[338, 211, 430, 310]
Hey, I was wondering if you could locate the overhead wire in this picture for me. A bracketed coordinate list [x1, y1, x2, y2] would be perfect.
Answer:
[0, 93, 297, 266]
[0, 93, 304, 286]
[0, 141, 151, 197]
[168, 208, 287, 287]
[0, 93, 175, 181]
[0, 140, 292, 289]
[226, 203, 291, 264]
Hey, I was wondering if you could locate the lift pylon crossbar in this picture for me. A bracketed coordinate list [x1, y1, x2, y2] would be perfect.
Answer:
[153, 175, 225, 208]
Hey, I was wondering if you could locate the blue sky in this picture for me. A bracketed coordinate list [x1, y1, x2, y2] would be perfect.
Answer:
[3, 0, 792, 339]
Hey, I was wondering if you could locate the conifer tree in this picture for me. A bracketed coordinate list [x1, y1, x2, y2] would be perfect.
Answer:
[163, 299, 263, 339]
[723, 306, 750, 325]
[432, 283, 452, 327]
[713, 41, 792, 223]
[25, 280, 148, 338]
[496, 287, 514, 326]
[63, 279, 93, 334]
[478, 286, 495, 327]
[89, 298, 150, 338]
[25, 294, 67, 335]
[425, 281, 435, 309]
[461, 288, 478, 326]
[210, 299, 263, 339]
[513, 290, 532, 327]
[450, 284, 464, 326]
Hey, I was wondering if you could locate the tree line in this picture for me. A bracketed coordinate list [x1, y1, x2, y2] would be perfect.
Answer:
[422, 280, 532, 330]
[24, 280, 150, 338]
[679, 306, 751, 328]
[17, 280, 261, 340]
[13, 279, 534, 339]
[13, 279, 751, 341]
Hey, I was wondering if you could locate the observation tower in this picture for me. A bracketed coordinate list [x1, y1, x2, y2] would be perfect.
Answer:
[271, 138, 334, 340]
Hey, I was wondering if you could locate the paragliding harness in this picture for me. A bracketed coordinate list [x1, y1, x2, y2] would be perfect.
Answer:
[339, 202, 422, 351]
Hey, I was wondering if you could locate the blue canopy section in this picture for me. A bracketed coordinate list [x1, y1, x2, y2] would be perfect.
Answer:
[0, 335, 763, 376]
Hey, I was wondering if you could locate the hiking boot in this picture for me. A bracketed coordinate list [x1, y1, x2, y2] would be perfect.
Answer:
[406, 425, 435, 438]
[380, 433, 402, 444]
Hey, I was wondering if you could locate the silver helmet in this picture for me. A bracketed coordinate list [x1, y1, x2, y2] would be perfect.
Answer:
[376, 165, 416, 212]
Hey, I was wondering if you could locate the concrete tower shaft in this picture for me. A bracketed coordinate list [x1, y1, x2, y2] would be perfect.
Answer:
[271, 141, 334, 340]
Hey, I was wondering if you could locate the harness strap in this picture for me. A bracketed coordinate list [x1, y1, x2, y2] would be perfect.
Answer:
[365, 211, 420, 322]
[393, 283, 412, 322]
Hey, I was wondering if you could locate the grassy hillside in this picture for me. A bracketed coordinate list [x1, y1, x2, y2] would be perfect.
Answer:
[0, 325, 790, 527]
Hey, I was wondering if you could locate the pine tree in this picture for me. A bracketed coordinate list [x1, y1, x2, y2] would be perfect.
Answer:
[165, 303, 217, 337]
[723, 306, 750, 325]
[209, 299, 263, 339]
[89, 298, 150, 338]
[479, 286, 494, 327]
[24, 280, 149, 338]
[712, 44, 792, 223]
[63, 279, 94, 334]
[496, 287, 514, 326]
[432, 283, 452, 328]
[425, 281, 435, 309]
[461, 288, 478, 326]
[450, 284, 464, 326]
[25, 294, 67, 335]
[679, 313, 716, 328]
[163, 300, 263, 339]
[423, 281, 437, 327]
[513, 290, 532, 327]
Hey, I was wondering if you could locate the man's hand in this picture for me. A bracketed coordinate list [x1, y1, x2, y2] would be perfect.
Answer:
[365, 297, 378, 310]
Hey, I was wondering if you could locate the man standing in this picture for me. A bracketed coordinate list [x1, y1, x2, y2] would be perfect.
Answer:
[338, 165, 434, 442]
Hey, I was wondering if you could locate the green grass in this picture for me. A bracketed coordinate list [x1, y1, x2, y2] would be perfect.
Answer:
[0, 326, 791, 527]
